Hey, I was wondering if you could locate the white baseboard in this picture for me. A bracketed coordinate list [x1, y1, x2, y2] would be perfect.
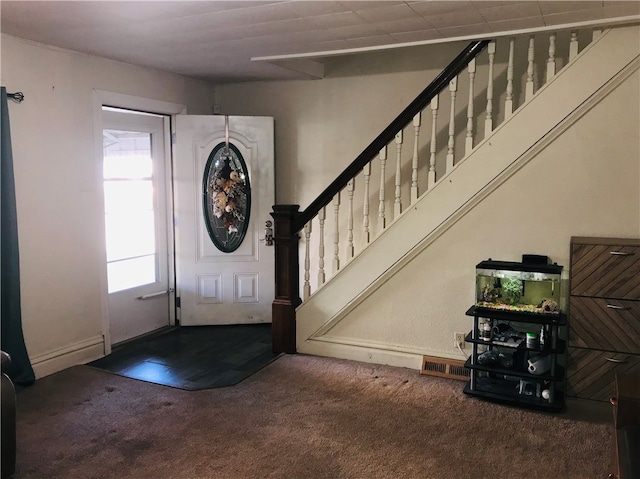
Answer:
[30, 335, 105, 379]
[298, 337, 428, 371]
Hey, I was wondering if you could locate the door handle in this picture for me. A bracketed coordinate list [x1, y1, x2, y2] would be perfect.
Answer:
[605, 357, 629, 364]
[261, 220, 274, 246]
[137, 288, 173, 300]
[606, 304, 630, 310]
[609, 251, 634, 256]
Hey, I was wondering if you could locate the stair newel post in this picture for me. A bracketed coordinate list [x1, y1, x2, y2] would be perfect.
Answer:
[484, 40, 496, 137]
[303, 221, 312, 300]
[546, 32, 557, 82]
[394, 131, 403, 219]
[446, 76, 458, 173]
[362, 162, 371, 244]
[271, 204, 302, 354]
[526, 35, 536, 101]
[465, 58, 476, 157]
[378, 146, 387, 235]
[411, 113, 421, 204]
[428, 95, 439, 189]
[505, 37, 515, 119]
[569, 31, 579, 62]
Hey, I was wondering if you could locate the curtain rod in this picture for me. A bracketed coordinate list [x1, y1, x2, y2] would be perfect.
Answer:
[7, 91, 24, 103]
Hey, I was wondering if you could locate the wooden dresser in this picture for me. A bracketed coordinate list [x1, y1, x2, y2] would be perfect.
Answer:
[567, 237, 640, 401]
[609, 373, 640, 479]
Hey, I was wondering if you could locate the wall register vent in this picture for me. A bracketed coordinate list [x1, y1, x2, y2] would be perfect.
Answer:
[420, 356, 470, 381]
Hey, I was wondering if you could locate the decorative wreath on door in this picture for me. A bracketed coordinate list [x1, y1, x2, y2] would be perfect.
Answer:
[202, 143, 251, 253]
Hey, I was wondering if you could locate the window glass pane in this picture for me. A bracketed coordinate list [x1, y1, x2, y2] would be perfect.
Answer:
[103, 154, 152, 179]
[103, 126, 160, 293]
[107, 255, 156, 293]
[103, 128, 152, 179]
[105, 211, 156, 262]
[104, 180, 153, 213]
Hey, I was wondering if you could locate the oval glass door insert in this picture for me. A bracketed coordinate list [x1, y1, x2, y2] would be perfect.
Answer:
[203, 143, 251, 252]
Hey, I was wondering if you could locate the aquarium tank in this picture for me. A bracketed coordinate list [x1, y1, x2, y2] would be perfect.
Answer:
[475, 256, 562, 315]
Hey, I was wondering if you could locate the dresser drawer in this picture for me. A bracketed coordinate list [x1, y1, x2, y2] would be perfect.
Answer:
[567, 348, 640, 401]
[569, 297, 640, 354]
[570, 241, 640, 300]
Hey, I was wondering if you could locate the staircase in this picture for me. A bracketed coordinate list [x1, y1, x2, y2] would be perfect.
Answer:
[271, 25, 640, 370]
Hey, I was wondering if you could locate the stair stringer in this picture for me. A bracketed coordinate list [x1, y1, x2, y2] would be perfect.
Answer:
[296, 25, 640, 369]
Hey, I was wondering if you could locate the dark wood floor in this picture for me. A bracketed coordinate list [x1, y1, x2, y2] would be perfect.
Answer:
[87, 324, 281, 390]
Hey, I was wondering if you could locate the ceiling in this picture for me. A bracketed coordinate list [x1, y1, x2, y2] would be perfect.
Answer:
[1, 1, 639, 84]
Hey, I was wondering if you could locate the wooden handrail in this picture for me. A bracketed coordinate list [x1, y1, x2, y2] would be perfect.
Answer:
[271, 39, 490, 353]
[293, 39, 490, 233]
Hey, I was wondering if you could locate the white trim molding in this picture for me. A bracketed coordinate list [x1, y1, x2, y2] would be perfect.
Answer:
[31, 335, 104, 379]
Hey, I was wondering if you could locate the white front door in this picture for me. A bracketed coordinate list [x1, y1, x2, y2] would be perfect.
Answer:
[174, 116, 274, 325]
[102, 108, 173, 344]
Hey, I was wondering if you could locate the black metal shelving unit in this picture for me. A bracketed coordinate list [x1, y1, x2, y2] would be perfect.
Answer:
[464, 305, 567, 412]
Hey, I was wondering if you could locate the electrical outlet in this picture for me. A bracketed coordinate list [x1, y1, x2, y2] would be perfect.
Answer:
[454, 332, 466, 350]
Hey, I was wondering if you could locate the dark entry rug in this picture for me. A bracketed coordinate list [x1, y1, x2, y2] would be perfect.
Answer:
[87, 324, 281, 390]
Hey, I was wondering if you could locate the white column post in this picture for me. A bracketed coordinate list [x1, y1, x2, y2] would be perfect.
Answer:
[303, 221, 312, 300]
[333, 192, 340, 273]
[485, 40, 496, 137]
[526, 35, 536, 101]
[505, 37, 515, 119]
[546, 33, 557, 82]
[569, 31, 579, 62]
[465, 58, 476, 157]
[378, 146, 387, 235]
[394, 131, 403, 219]
[346, 179, 355, 259]
[446, 76, 458, 173]
[411, 113, 421, 203]
[428, 95, 439, 189]
[317, 206, 326, 286]
[362, 162, 371, 244]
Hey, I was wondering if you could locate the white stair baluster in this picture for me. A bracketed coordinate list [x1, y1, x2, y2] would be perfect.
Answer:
[411, 113, 421, 203]
[505, 37, 515, 119]
[346, 179, 355, 259]
[569, 31, 579, 62]
[318, 207, 326, 285]
[593, 29, 602, 41]
[378, 146, 387, 234]
[303, 222, 312, 300]
[428, 95, 439, 189]
[394, 131, 403, 219]
[446, 76, 458, 173]
[546, 33, 557, 82]
[485, 41, 496, 137]
[362, 162, 371, 244]
[333, 192, 340, 273]
[465, 58, 476, 156]
[526, 35, 535, 101]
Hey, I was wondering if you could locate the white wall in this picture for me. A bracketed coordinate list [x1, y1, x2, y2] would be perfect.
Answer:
[1, 35, 215, 377]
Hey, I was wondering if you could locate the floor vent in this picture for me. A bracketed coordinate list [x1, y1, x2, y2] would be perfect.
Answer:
[420, 356, 470, 381]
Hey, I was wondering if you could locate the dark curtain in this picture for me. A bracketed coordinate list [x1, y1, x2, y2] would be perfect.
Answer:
[1, 87, 35, 387]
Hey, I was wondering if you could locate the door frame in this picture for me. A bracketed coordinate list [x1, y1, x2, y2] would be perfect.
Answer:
[93, 90, 186, 355]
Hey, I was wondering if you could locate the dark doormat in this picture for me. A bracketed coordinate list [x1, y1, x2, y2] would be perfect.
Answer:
[87, 324, 281, 390]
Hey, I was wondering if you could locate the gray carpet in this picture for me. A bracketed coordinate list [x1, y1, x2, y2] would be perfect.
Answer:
[13, 354, 613, 479]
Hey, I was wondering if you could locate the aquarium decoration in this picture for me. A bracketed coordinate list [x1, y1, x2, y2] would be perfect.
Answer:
[502, 277, 523, 305]
[475, 257, 562, 315]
